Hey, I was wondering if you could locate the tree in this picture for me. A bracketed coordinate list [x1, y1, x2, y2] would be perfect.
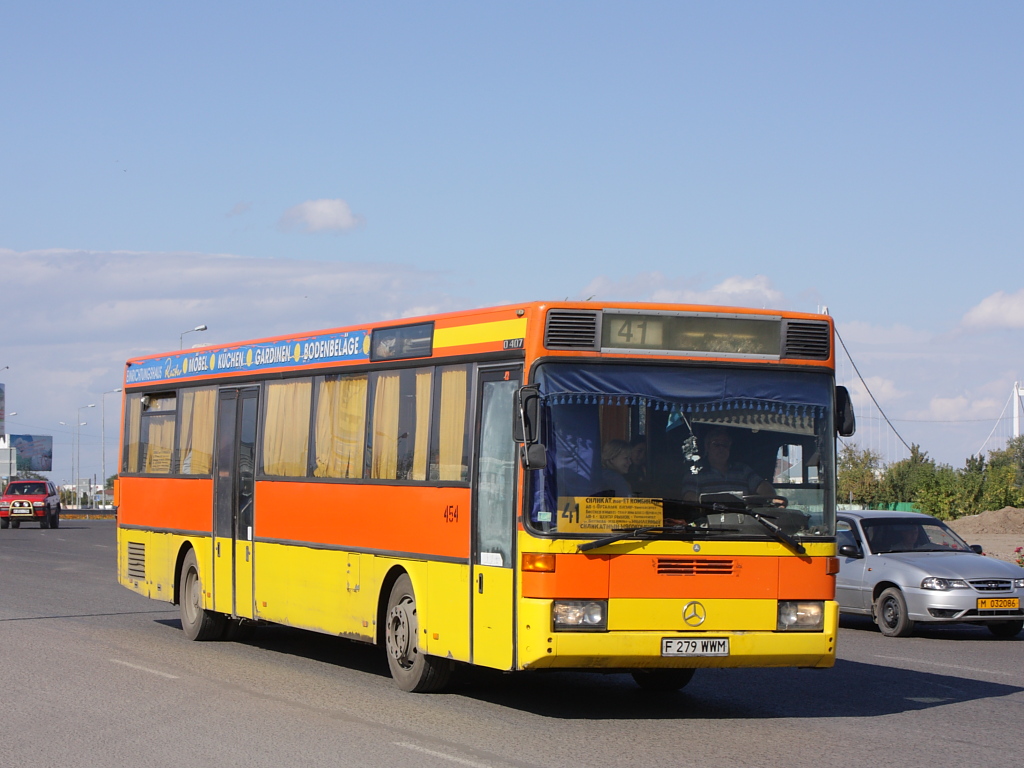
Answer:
[880, 444, 936, 506]
[837, 444, 883, 507]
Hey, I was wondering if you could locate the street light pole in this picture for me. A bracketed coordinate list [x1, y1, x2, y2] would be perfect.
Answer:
[77, 404, 95, 507]
[101, 388, 122, 508]
[180, 324, 208, 349]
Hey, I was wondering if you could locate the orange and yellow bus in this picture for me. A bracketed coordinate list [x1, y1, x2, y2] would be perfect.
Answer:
[116, 301, 855, 692]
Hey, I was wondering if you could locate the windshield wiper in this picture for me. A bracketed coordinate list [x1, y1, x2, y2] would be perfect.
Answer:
[578, 524, 729, 553]
[662, 496, 807, 555]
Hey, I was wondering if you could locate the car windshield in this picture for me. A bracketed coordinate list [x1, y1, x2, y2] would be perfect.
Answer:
[5, 482, 46, 495]
[861, 518, 972, 554]
[526, 362, 837, 539]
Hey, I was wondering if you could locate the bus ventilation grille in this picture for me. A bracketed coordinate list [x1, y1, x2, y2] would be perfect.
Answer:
[656, 558, 734, 576]
[127, 541, 146, 580]
[544, 310, 600, 350]
[781, 320, 830, 360]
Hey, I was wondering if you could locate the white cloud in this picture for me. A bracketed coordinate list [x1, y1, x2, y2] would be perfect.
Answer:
[847, 376, 906, 404]
[226, 202, 252, 218]
[962, 288, 1024, 330]
[836, 320, 930, 346]
[580, 273, 785, 308]
[0, 248, 467, 482]
[279, 199, 362, 233]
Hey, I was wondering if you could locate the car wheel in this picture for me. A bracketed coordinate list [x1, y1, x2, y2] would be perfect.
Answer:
[11, 520, 20, 529]
[51, 508, 60, 529]
[0, 518, 8, 529]
[875, 587, 915, 637]
[631, 668, 696, 691]
[384, 574, 452, 692]
[179, 549, 226, 641]
[987, 620, 1023, 639]
[40, 512, 50, 529]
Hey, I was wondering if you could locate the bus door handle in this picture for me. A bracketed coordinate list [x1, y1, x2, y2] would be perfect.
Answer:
[216, 542, 220, 557]
[477, 573, 484, 594]
[245, 545, 250, 563]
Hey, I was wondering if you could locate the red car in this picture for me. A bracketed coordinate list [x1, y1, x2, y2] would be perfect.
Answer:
[0, 480, 61, 529]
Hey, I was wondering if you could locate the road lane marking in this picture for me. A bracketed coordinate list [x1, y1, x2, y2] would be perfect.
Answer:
[873, 654, 1021, 679]
[394, 742, 495, 767]
[110, 659, 178, 679]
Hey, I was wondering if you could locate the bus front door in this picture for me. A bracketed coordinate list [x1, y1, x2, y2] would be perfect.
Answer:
[471, 367, 521, 670]
[212, 387, 259, 620]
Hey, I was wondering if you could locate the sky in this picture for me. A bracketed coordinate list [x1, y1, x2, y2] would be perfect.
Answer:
[2, 2, 1023, 487]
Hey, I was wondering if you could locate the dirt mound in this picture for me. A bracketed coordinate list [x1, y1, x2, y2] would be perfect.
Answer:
[947, 507, 1024, 536]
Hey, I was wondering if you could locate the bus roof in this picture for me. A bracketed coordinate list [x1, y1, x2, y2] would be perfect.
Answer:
[124, 301, 834, 388]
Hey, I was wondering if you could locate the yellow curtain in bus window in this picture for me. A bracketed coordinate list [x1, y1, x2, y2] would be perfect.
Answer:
[557, 497, 663, 533]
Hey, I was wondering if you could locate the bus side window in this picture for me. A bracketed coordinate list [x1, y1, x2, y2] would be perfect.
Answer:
[312, 374, 368, 479]
[263, 379, 312, 477]
[429, 365, 470, 483]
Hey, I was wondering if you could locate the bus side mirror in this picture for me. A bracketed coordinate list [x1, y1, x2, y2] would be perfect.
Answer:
[836, 386, 856, 437]
[513, 386, 547, 470]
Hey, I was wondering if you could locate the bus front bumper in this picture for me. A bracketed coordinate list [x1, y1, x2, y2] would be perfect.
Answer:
[516, 600, 838, 671]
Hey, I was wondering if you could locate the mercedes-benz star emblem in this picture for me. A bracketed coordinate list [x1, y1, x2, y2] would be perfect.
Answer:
[682, 601, 707, 627]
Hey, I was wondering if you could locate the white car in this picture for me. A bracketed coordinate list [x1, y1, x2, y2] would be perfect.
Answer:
[836, 510, 1024, 638]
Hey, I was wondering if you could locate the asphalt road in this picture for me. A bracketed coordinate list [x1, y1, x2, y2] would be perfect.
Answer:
[1, 521, 1021, 768]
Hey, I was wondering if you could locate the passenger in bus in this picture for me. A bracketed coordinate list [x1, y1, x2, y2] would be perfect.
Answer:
[596, 439, 634, 497]
[623, 437, 650, 495]
[680, 426, 779, 503]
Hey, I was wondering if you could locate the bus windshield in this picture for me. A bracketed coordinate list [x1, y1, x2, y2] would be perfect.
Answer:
[527, 362, 836, 540]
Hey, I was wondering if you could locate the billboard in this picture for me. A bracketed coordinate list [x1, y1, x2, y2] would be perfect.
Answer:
[10, 435, 53, 472]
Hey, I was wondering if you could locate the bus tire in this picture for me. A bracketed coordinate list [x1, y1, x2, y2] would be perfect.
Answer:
[385, 574, 452, 693]
[179, 549, 226, 641]
[875, 587, 914, 638]
[631, 668, 696, 691]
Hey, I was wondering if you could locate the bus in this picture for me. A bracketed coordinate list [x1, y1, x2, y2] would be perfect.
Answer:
[116, 301, 855, 692]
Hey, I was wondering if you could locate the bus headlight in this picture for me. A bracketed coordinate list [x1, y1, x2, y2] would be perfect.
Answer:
[552, 600, 607, 631]
[777, 601, 824, 631]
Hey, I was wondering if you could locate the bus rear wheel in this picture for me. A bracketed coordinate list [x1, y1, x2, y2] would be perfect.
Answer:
[384, 574, 452, 693]
[631, 668, 696, 691]
[179, 549, 226, 641]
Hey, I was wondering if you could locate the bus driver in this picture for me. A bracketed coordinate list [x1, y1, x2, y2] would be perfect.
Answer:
[681, 426, 781, 504]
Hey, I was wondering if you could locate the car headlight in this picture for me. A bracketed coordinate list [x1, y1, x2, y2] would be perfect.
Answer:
[777, 601, 824, 631]
[552, 600, 607, 631]
[33, 501, 45, 507]
[921, 577, 970, 590]
[1015, 579, 1024, 589]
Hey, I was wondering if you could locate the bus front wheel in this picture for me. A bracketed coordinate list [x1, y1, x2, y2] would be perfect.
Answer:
[631, 668, 696, 691]
[179, 549, 226, 641]
[384, 574, 452, 693]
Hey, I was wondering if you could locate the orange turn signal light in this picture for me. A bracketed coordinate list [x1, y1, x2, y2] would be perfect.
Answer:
[826, 557, 840, 575]
[522, 553, 556, 572]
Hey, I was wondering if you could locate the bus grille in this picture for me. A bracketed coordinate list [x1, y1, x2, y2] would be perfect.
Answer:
[656, 558, 734, 575]
[544, 310, 600, 350]
[781, 320, 830, 360]
[127, 541, 146, 580]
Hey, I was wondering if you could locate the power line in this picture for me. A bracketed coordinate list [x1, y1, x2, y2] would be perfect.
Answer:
[834, 326, 913, 453]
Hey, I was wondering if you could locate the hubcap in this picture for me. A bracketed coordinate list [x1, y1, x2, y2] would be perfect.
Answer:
[386, 598, 415, 667]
